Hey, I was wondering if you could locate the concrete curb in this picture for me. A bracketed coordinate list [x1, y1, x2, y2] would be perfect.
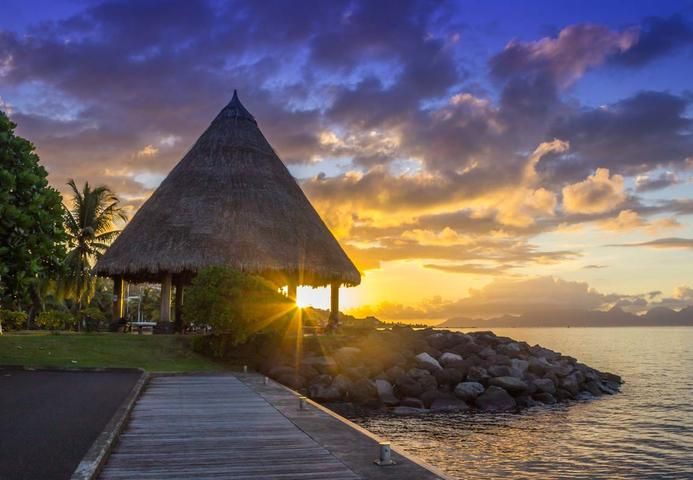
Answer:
[239, 373, 455, 480]
[70, 370, 150, 480]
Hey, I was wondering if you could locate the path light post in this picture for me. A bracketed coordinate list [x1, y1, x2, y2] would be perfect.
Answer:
[374, 442, 396, 466]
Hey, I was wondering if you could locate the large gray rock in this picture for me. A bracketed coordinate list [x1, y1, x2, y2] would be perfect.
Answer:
[454, 381, 485, 401]
[393, 406, 427, 415]
[301, 356, 338, 374]
[489, 376, 528, 394]
[559, 373, 581, 395]
[528, 356, 553, 375]
[400, 397, 425, 408]
[532, 377, 556, 394]
[308, 384, 342, 402]
[333, 347, 362, 369]
[331, 374, 352, 395]
[395, 375, 423, 397]
[510, 359, 529, 377]
[415, 352, 443, 371]
[430, 397, 469, 413]
[479, 346, 497, 358]
[347, 378, 377, 403]
[439, 352, 463, 367]
[475, 386, 516, 411]
[533, 392, 557, 404]
[488, 365, 513, 377]
[434, 368, 464, 386]
[466, 366, 489, 383]
[375, 379, 399, 406]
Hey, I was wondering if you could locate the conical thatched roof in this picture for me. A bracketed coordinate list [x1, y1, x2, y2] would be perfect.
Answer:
[95, 91, 360, 287]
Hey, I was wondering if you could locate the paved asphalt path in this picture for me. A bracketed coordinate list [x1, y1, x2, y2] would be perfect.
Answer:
[0, 369, 140, 480]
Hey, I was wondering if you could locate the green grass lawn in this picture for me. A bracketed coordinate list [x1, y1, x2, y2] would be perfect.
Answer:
[0, 332, 224, 372]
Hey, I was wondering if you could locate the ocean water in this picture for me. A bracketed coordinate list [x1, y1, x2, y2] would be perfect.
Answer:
[352, 327, 693, 479]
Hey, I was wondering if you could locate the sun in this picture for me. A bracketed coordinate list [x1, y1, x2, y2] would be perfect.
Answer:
[295, 296, 309, 309]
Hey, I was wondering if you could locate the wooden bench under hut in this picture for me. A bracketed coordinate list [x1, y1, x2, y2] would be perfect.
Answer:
[94, 91, 360, 332]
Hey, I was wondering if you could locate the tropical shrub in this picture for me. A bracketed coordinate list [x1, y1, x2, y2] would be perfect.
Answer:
[81, 306, 106, 332]
[0, 309, 28, 331]
[183, 267, 294, 348]
[36, 310, 76, 331]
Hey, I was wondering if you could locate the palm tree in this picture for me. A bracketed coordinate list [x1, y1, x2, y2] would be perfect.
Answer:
[60, 179, 128, 313]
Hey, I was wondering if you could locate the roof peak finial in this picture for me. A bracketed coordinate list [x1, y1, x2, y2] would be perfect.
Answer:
[223, 89, 255, 123]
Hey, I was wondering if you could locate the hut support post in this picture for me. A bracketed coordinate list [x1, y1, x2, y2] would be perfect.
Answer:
[112, 276, 124, 322]
[174, 279, 184, 333]
[287, 280, 297, 303]
[329, 282, 339, 330]
[159, 273, 172, 331]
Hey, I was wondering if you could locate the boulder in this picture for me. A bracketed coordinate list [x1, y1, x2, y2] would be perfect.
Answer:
[555, 388, 574, 401]
[333, 347, 362, 369]
[510, 359, 529, 377]
[395, 375, 423, 397]
[515, 395, 542, 408]
[475, 386, 516, 411]
[497, 342, 522, 357]
[466, 366, 489, 384]
[347, 378, 377, 403]
[400, 397, 425, 409]
[489, 376, 528, 394]
[434, 368, 464, 386]
[430, 398, 469, 413]
[301, 356, 338, 374]
[276, 373, 305, 390]
[528, 356, 553, 375]
[415, 352, 443, 371]
[479, 346, 497, 358]
[418, 373, 438, 393]
[308, 384, 342, 402]
[331, 374, 353, 395]
[488, 365, 513, 377]
[420, 389, 445, 408]
[559, 373, 581, 396]
[583, 380, 603, 396]
[532, 378, 556, 395]
[385, 366, 406, 383]
[375, 379, 399, 406]
[533, 392, 557, 404]
[308, 374, 332, 387]
[454, 381, 485, 401]
[439, 352, 463, 367]
[393, 406, 427, 415]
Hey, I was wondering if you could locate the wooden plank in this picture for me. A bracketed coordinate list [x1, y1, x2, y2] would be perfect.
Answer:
[99, 375, 359, 480]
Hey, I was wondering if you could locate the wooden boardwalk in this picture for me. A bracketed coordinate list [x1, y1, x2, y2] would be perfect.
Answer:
[99, 375, 359, 479]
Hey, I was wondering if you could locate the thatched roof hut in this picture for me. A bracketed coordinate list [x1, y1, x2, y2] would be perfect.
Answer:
[95, 91, 360, 328]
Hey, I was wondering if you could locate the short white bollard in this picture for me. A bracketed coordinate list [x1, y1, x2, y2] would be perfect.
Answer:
[263, 376, 269, 385]
[374, 442, 396, 466]
[298, 396, 307, 410]
[243, 365, 248, 373]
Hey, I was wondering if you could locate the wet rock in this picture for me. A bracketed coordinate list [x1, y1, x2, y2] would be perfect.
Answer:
[375, 379, 399, 406]
[479, 346, 497, 358]
[385, 366, 406, 383]
[528, 356, 553, 376]
[475, 386, 516, 411]
[400, 397, 425, 409]
[466, 366, 489, 384]
[532, 378, 556, 395]
[418, 373, 438, 393]
[393, 406, 428, 415]
[347, 378, 377, 403]
[420, 389, 445, 408]
[395, 375, 423, 397]
[515, 395, 542, 408]
[488, 365, 513, 377]
[533, 392, 557, 404]
[331, 374, 352, 395]
[583, 380, 602, 396]
[555, 388, 574, 401]
[434, 368, 464, 386]
[308, 384, 342, 402]
[454, 381, 485, 401]
[559, 373, 581, 395]
[439, 352, 464, 367]
[415, 352, 443, 371]
[430, 397, 469, 413]
[489, 376, 528, 394]
[510, 359, 529, 377]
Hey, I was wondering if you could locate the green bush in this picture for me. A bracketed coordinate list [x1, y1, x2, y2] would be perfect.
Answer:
[0, 309, 28, 331]
[183, 267, 294, 348]
[36, 310, 76, 331]
[81, 306, 106, 332]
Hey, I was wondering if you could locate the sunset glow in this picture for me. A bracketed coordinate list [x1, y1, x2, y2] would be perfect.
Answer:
[1, 0, 691, 322]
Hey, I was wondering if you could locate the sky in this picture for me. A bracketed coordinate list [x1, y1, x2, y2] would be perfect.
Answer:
[1, 0, 692, 321]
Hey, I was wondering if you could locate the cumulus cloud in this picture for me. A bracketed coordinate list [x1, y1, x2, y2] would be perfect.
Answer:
[490, 24, 638, 87]
[562, 168, 626, 214]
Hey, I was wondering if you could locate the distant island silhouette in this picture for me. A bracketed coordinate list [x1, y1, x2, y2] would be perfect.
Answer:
[438, 306, 693, 328]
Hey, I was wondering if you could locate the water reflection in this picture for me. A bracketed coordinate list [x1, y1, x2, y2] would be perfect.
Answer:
[352, 327, 693, 479]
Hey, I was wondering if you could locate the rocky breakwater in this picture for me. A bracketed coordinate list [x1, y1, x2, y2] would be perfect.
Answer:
[262, 328, 622, 415]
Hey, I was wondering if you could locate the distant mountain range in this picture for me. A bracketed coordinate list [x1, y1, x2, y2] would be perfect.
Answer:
[438, 306, 693, 328]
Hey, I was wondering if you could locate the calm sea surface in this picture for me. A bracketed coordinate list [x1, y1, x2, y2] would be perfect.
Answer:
[352, 327, 693, 479]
